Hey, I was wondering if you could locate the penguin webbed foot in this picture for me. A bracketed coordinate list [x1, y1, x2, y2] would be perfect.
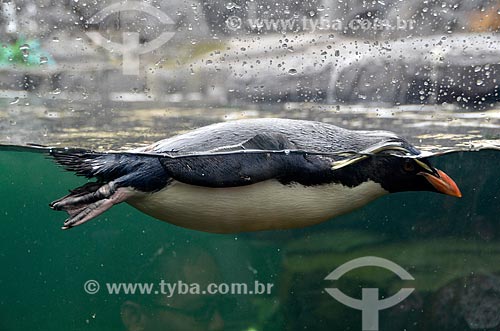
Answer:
[49, 182, 111, 211]
[61, 198, 113, 229]
[50, 182, 132, 230]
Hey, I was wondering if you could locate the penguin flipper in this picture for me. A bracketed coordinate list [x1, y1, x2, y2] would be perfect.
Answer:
[240, 133, 297, 150]
[159, 133, 331, 187]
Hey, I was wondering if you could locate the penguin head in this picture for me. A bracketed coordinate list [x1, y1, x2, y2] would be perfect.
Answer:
[373, 156, 462, 197]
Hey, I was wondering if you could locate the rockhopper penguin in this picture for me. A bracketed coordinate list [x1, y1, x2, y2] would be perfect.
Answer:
[49, 118, 461, 233]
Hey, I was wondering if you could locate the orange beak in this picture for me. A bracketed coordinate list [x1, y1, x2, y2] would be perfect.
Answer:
[419, 169, 462, 198]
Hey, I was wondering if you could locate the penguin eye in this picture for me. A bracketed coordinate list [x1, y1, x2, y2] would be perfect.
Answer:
[403, 160, 415, 172]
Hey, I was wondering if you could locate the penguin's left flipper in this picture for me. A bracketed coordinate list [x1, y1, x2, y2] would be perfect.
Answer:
[160, 133, 332, 187]
[240, 133, 297, 150]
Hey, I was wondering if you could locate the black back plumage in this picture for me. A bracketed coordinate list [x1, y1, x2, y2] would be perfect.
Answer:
[137, 118, 407, 155]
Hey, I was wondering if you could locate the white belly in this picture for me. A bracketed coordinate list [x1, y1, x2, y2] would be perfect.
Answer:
[127, 180, 388, 233]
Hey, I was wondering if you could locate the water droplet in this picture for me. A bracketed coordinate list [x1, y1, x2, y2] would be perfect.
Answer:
[474, 66, 482, 73]
[476, 79, 484, 86]
[226, 2, 239, 10]
[288, 68, 297, 75]
[19, 43, 30, 51]
[51, 88, 62, 95]
[19, 44, 30, 59]
[10, 97, 20, 104]
[39, 56, 48, 65]
[52, 37, 60, 42]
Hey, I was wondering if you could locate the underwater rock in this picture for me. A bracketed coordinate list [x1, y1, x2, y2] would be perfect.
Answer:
[425, 274, 500, 330]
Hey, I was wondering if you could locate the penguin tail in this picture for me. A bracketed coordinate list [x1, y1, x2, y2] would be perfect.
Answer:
[49, 148, 133, 180]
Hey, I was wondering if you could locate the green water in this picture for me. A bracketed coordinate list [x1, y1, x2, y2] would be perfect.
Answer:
[1, 149, 499, 331]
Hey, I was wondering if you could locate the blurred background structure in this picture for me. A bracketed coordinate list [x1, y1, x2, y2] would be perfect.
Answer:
[1, 0, 500, 110]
